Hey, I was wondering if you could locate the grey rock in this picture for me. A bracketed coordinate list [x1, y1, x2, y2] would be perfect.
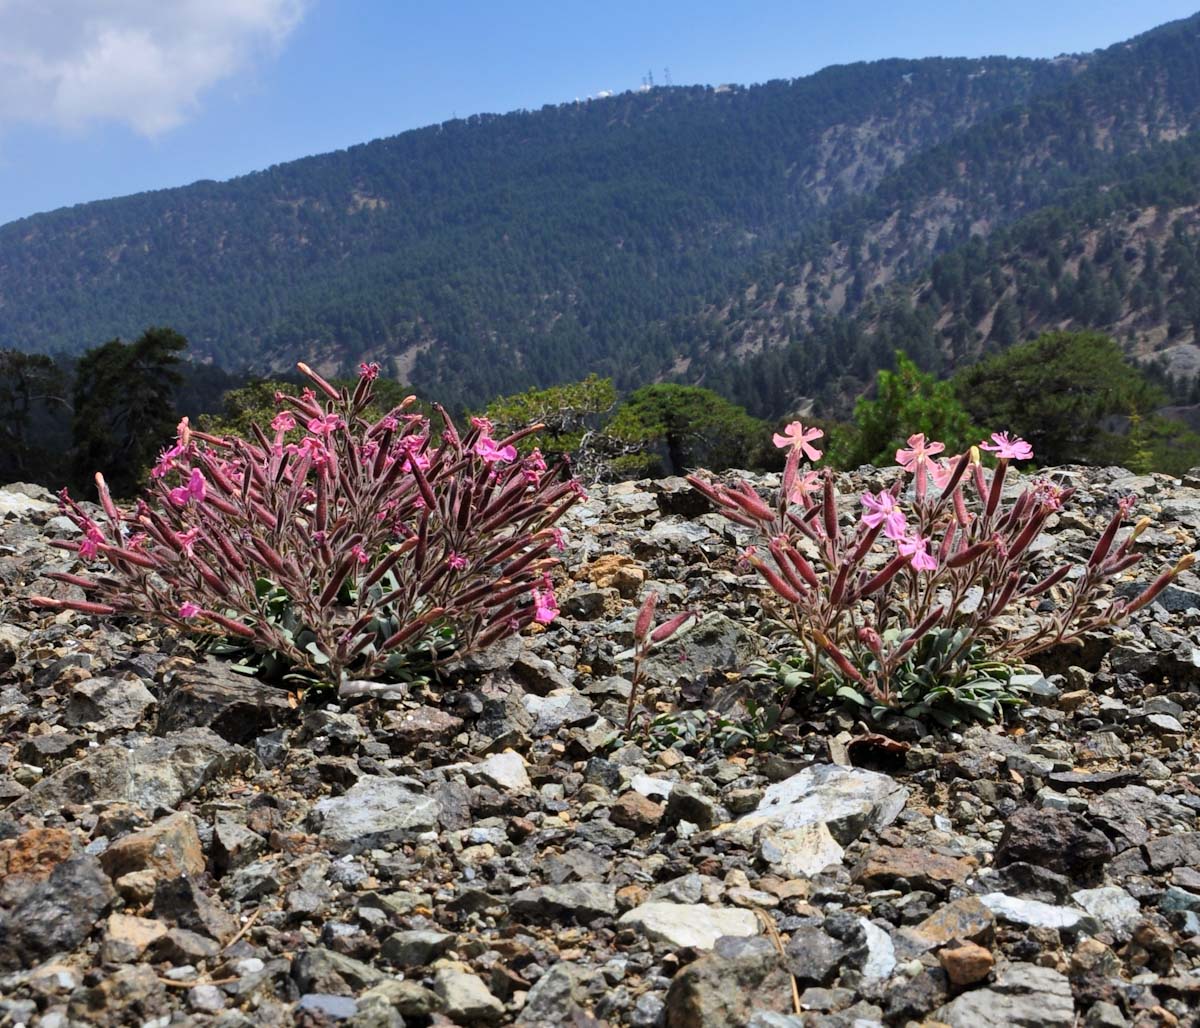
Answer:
[309, 775, 439, 854]
[516, 963, 593, 1027]
[736, 763, 908, 845]
[523, 688, 596, 734]
[994, 806, 1114, 880]
[510, 882, 617, 924]
[783, 926, 846, 985]
[62, 673, 156, 729]
[858, 917, 896, 980]
[291, 948, 386, 994]
[934, 962, 1074, 1027]
[1145, 832, 1200, 871]
[432, 964, 505, 1023]
[0, 856, 115, 970]
[157, 658, 294, 743]
[213, 818, 267, 873]
[297, 994, 357, 1019]
[8, 727, 255, 816]
[381, 929, 455, 967]
[664, 943, 794, 1027]
[663, 782, 719, 830]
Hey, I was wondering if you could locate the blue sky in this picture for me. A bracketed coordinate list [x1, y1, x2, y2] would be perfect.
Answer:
[1, 0, 1197, 227]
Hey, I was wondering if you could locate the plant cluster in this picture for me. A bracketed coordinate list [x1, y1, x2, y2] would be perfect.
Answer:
[32, 363, 582, 693]
[690, 423, 1194, 723]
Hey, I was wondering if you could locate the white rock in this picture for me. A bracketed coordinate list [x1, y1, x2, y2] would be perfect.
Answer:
[471, 750, 531, 792]
[1072, 886, 1141, 932]
[737, 764, 908, 844]
[617, 902, 759, 950]
[0, 487, 53, 518]
[859, 917, 896, 980]
[758, 822, 845, 878]
[630, 774, 675, 800]
[980, 893, 1091, 931]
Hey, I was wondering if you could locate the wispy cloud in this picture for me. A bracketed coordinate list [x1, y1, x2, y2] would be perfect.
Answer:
[0, 0, 310, 136]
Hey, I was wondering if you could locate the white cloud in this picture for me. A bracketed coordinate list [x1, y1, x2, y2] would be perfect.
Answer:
[0, 0, 310, 136]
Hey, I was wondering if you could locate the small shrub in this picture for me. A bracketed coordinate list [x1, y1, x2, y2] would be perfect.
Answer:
[33, 362, 582, 694]
[690, 423, 1193, 725]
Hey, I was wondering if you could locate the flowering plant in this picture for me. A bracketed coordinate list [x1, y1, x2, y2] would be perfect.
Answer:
[690, 424, 1194, 724]
[33, 362, 581, 693]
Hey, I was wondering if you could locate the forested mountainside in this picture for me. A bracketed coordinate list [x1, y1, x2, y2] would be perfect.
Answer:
[6, 14, 1200, 414]
[705, 131, 1200, 417]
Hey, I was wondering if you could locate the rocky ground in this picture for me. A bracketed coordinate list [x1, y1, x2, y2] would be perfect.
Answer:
[1, 465, 1199, 1028]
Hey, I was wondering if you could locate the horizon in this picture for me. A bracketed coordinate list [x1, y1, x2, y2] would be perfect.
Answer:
[1, 1, 1198, 227]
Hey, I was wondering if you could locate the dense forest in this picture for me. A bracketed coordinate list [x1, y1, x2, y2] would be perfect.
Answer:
[6, 14, 1200, 420]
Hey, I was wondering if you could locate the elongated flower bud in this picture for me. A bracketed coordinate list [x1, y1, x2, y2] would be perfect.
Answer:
[781, 544, 821, 589]
[30, 596, 118, 615]
[1125, 554, 1196, 614]
[1087, 506, 1126, 568]
[634, 592, 659, 640]
[362, 539, 416, 588]
[409, 458, 438, 511]
[946, 538, 996, 569]
[727, 484, 775, 523]
[1021, 563, 1071, 598]
[859, 553, 909, 597]
[768, 540, 812, 596]
[750, 557, 802, 604]
[650, 610, 697, 644]
[319, 556, 357, 607]
[97, 543, 157, 569]
[985, 460, 1007, 521]
[205, 612, 255, 638]
[381, 607, 446, 651]
[94, 472, 121, 525]
[297, 362, 342, 401]
[822, 473, 838, 542]
[811, 630, 879, 697]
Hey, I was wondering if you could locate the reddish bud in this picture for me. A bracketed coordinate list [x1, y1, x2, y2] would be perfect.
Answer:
[634, 592, 659, 640]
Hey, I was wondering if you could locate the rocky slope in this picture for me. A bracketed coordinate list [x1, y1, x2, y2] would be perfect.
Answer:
[1, 465, 1199, 1027]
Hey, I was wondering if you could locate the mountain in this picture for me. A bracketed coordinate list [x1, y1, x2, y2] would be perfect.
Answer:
[5, 14, 1200, 415]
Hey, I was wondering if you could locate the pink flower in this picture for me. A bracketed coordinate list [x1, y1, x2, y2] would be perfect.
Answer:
[471, 416, 494, 434]
[178, 602, 202, 619]
[351, 544, 369, 565]
[897, 532, 938, 572]
[772, 421, 824, 461]
[174, 527, 201, 556]
[523, 449, 548, 485]
[551, 527, 566, 552]
[358, 361, 380, 380]
[447, 552, 468, 571]
[307, 413, 345, 436]
[860, 491, 908, 540]
[380, 414, 399, 432]
[169, 469, 207, 507]
[928, 457, 961, 492]
[78, 523, 104, 560]
[980, 432, 1032, 461]
[475, 436, 517, 464]
[787, 470, 821, 505]
[531, 579, 559, 624]
[271, 411, 296, 434]
[896, 433, 945, 472]
[1032, 479, 1066, 513]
